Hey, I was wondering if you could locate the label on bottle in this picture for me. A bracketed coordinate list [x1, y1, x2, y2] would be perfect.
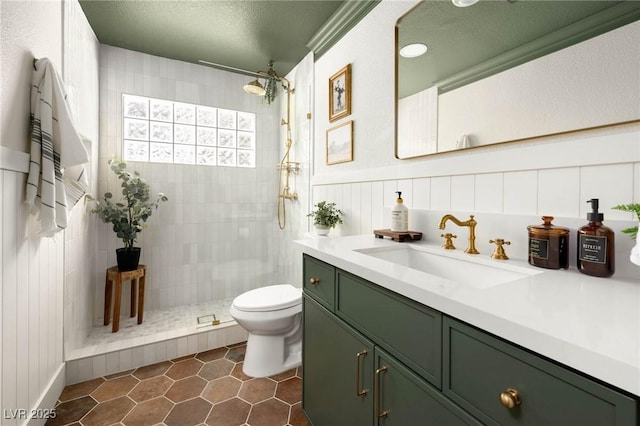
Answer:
[578, 235, 607, 264]
[391, 210, 408, 232]
[529, 238, 549, 259]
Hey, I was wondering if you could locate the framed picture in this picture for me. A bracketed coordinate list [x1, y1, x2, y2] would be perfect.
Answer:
[329, 64, 351, 122]
[326, 120, 353, 165]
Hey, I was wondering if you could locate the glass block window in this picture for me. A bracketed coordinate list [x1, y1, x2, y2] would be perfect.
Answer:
[122, 94, 256, 167]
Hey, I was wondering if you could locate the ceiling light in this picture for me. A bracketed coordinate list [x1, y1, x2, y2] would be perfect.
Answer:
[400, 43, 428, 58]
[243, 79, 265, 96]
[452, 0, 479, 7]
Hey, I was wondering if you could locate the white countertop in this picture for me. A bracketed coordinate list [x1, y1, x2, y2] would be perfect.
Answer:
[294, 235, 640, 397]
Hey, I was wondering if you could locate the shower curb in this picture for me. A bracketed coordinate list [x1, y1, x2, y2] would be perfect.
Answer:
[64, 322, 248, 385]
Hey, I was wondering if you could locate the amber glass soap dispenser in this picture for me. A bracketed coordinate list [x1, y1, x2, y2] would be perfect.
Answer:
[577, 198, 615, 277]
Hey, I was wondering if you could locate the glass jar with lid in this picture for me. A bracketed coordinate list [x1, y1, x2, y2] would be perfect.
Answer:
[527, 216, 570, 269]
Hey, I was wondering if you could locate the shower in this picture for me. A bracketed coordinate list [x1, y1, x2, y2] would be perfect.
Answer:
[243, 61, 299, 229]
[200, 59, 299, 229]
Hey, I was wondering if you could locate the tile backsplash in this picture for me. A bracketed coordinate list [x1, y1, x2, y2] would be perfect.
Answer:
[311, 124, 640, 278]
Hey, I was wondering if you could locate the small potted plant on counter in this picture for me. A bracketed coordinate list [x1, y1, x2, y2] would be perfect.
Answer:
[89, 159, 168, 270]
[612, 203, 640, 267]
[307, 201, 343, 236]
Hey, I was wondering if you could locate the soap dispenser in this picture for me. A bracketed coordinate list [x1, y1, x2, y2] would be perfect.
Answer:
[577, 198, 615, 277]
[391, 191, 409, 232]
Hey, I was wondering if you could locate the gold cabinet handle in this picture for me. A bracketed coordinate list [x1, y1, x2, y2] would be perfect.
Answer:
[309, 277, 320, 285]
[500, 388, 522, 409]
[355, 350, 368, 396]
[375, 366, 389, 418]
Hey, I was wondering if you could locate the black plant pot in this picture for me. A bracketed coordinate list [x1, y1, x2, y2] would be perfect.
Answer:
[116, 247, 141, 271]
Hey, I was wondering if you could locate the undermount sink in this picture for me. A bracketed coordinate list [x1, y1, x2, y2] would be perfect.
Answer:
[355, 244, 541, 289]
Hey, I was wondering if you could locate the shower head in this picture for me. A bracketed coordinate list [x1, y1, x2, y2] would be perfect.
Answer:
[243, 79, 266, 96]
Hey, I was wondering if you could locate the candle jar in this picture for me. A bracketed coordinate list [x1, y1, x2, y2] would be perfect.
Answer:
[527, 216, 570, 269]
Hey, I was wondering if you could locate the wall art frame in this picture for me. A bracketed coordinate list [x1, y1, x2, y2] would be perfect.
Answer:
[329, 64, 351, 122]
[326, 120, 354, 165]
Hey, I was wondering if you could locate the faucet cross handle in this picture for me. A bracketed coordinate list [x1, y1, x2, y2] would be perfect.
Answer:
[489, 238, 511, 260]
[441, 233, 457, 250]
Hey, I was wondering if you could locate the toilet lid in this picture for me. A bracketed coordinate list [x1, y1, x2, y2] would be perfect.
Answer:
[232, 284, 301, 312]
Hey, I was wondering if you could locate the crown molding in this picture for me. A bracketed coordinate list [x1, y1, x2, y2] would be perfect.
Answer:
[307, 0, 381, 59]
[435, 2, 640, 94]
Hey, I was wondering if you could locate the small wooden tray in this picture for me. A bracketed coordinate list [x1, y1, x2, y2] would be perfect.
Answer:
[373, 229, 423, 242]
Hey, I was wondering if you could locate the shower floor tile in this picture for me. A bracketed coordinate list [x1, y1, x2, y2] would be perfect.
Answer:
[70, 298, 237, 360]
[49, 342, 310, 426]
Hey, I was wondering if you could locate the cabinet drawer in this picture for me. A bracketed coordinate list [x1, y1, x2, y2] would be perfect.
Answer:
[336, 270, 442, 388]
[303, 255, 335, 310]
[443, 316, 637, 426]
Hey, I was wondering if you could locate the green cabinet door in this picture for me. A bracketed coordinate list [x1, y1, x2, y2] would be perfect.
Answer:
[374, 347, 480, 426]
[303, 295, 374, 426]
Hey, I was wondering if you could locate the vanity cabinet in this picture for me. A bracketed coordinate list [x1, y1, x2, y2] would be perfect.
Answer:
[302, 255, 478, 425]
[443, 317, 637, 426]
[335, 269, 442, 388]
[301, 254, 638, 426]
[303, 294, 477, 426]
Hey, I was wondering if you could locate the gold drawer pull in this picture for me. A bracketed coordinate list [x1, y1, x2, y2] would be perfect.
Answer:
[500, 388, 522, 409]
[375, 366, 389, 418]
[355, 350, 368, 396]
[309, 277, 320, 285]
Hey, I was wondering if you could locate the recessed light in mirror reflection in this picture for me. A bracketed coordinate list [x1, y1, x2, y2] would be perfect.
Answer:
[399, 43, 428, 58]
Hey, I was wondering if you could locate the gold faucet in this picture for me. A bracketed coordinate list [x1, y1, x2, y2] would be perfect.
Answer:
[438, 214, 479, 254]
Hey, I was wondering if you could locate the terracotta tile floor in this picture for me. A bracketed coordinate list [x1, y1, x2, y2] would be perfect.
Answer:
[47, 343, 310, 426]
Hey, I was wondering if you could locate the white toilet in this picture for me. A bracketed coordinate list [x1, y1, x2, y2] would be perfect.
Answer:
[229, 284, 302, 377]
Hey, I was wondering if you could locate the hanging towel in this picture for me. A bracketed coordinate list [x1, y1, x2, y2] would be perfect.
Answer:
[25, 57, 89, 236]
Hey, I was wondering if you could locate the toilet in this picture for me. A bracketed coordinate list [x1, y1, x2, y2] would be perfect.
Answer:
[230, 284, 302, 377]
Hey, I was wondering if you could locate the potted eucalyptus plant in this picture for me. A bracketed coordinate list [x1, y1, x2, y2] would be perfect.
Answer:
[307, 201, 343, 236]
[89, 159, 168, 270]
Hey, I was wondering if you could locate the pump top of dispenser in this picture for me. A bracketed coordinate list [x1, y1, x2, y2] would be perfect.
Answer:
[396, 192, 403, 203]
[586, 198, 604, 222]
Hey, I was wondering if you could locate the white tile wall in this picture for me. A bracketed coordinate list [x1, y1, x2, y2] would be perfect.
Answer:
[96, 46, 284, 320]
[311, 125, 640, 278]
[95, 46, 314, 348]
[538, 167, 581, 217]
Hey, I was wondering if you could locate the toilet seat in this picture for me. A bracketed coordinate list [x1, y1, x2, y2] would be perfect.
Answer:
[232, 284, 301, 312]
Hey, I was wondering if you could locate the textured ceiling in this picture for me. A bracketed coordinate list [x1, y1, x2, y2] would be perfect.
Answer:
[78, 0, 347, 78]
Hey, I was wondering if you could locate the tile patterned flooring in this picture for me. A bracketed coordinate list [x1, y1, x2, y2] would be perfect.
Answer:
[48, 342, 310, 426]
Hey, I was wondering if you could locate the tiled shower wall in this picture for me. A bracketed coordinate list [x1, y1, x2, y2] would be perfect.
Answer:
[96, 45, 287, 324]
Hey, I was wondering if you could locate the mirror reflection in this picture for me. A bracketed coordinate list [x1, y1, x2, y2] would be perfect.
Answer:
[396, 1, 640, 159]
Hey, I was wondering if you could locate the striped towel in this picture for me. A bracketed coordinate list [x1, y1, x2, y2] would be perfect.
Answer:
[25, 57, 89, 236]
